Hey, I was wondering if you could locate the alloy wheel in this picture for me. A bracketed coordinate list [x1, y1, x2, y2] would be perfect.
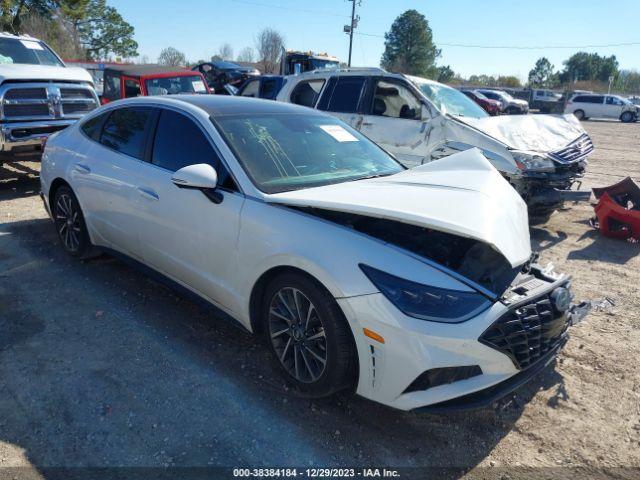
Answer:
[54, 193, 82, 252]
[268, 287, 327, 383]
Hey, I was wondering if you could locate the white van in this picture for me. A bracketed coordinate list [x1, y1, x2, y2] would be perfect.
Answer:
[564, 93, 638, 122]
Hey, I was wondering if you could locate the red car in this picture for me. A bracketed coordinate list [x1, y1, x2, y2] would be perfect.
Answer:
[462, 89, 501, 115]
[101, 65, 211, 104]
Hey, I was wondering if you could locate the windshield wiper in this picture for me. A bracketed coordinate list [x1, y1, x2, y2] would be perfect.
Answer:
[352, 172, 395, 182]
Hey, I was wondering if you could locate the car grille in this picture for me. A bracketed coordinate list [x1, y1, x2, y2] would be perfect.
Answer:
[549, 133, 594, 164]
[0, 83, 98, 121]
[479, 287, 570, 370]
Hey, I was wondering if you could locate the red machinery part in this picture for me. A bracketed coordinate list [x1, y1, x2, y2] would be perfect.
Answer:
[592, 177, 640, 240]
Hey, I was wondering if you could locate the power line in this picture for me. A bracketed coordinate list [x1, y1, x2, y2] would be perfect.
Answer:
[229, 0, 350, 18]
[356, 32, 640, 50]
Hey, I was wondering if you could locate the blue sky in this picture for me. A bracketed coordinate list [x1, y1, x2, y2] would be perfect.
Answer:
[110, 0, 640, 80]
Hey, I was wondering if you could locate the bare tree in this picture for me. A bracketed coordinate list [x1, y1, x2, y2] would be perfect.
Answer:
[157, 46, 186, 66]
[255, 28, 284, 74]
[217, 43, 233, 61]
[236, 46, 254, 63]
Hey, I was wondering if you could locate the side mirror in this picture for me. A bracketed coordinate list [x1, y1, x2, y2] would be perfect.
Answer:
[172, 164, 223, 204]
[172, 163, 218, 190]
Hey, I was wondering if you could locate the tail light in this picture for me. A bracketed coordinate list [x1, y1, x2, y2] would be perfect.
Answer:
[40, 136, 48, 151]
[100, 97, 109, 105]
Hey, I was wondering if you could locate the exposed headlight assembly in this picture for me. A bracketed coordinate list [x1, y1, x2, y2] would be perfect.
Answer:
[360, 265, 491, 323]
[512, 151, 556, 172]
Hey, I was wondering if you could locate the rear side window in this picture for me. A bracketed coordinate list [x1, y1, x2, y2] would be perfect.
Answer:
[574, 95, 603, 104]
[81, 112, 108, 141]
[290, 79, 325, 107]
[325, 77, 366, 113]
[260, 78, 279, 99]
[100, 107, 153, 159]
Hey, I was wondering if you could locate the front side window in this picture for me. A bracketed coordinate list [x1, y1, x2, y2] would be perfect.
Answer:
[213, 113, 403, 194]
[240, 79, 260, 97]
[325, 77, 366, 113]
[371, 80, 421, 120]
[290, 79, 325, 107]
[145, 75, 207, 96]
[415, 79, 488, 118]
[0, 37, 63, 66]
[606, 96, 623, 105]
[100, 107, 153, 159]
[103, 73, 121, 100]
[124, 79, 141, 98]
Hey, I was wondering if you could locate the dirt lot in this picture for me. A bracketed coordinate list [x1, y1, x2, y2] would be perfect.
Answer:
[0, 121, 639, 479]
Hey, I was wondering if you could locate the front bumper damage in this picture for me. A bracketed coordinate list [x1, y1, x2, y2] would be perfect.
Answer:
[339, 261, 590, 412]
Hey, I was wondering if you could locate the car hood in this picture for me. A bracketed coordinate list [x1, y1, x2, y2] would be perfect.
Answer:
[0, 64, 93, 84]
[268, 149, 531, 267]
[455, 113, 587, 152]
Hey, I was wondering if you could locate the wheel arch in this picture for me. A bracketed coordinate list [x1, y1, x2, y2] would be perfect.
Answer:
[249, 265, 340, 336]
[48, 177, 71, 209]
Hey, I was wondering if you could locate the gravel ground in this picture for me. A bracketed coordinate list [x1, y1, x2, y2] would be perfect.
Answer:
[0, 120, 639, 479]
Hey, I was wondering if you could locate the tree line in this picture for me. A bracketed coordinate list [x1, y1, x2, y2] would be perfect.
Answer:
[1, 0, 138, 60]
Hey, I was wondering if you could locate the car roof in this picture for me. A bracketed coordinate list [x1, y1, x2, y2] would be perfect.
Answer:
[124, 94, 331, 117]
[104, 64, 192, 76]
[0, 32, 41, 41]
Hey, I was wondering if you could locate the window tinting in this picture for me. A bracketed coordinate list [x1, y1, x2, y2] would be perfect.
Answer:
[326, 77, 365, 113]
[81, 112, 108, 141]
[100, 107, 152, 159]
[103, 73, 121, 100]
[290, 79, 325, 107]
[574, 95, 603, 104]
[606, 96, 623, 105]
[260, 79, 279, 99]
[151, 110, 210, 166]
[124, 79, 141, 98]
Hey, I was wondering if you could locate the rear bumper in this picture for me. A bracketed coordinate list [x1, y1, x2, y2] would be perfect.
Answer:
[0, 120, 75, 154]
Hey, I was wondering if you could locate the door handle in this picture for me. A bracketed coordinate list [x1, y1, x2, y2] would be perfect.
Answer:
[361, 122, 374, 126]
[73, 163, 91, 174]
[137, 187, 159, 201]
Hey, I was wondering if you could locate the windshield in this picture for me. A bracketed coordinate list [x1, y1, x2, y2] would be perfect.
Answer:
[309, 59, 339, 70]
[214, 61, 240, 69]
[472, 90, 489, 101]
[213, 113, 404, 194]
[145, 76, 208, 95]
[0, 37, 63, 66]
[414, 79, 488, 118]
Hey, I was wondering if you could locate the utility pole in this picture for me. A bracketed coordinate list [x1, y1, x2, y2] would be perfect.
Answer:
[344, 0, 360, 67]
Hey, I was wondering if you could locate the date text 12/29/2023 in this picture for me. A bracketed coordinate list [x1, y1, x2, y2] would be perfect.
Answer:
[233, 468, 401, 478]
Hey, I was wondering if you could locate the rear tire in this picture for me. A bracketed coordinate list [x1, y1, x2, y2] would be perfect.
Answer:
[261, 272, 358, 398]
[52, 185, 94, 258]
[573, 109, 585, 120]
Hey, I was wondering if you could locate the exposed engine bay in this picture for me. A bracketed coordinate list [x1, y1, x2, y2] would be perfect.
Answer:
[295, 207, 521, 297]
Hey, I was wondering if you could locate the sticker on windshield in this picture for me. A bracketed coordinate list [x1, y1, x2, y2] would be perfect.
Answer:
[20, 40, 44, 50]
[192, 80, 206, 92]
[319, 125, 358, 142]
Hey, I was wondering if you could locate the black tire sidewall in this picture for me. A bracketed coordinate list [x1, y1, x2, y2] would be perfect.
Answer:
[621, 112, 632, 123]
[261, 272, 357, 397]
[53, 186, 92, 258]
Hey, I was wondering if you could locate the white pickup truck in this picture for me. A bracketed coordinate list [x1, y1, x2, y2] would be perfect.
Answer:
[0, 32, 99, 166]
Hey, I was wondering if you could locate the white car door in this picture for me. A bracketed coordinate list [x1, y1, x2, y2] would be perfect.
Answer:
[133, 107, 244, 312]
[357, 78, 429, 168]
[71, 106, 154, 259]
[587, 95, 606, 118]
[604, 96, 624, 118]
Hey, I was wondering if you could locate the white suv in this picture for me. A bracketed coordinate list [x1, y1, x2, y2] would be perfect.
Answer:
[276, 68, 593, 220]
[564, 93, 639, 122]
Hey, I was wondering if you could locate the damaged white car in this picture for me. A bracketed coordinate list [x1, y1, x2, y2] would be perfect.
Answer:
[276, 69, 593, 221]
[40, 96, 588, 411]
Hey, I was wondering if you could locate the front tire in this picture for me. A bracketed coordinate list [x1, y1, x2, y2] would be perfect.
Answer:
[262, 272, 357, 397]
[620, 111, 634, 123]
[53, 185, 94, 258]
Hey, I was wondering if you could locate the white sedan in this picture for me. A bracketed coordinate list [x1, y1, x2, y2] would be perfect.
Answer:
[40, 95, 586, 411]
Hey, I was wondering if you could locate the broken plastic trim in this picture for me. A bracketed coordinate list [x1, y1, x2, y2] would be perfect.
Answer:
[292, 207, 521, 298]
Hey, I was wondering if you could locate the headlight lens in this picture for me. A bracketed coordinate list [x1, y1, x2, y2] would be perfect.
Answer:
[512, 151, 556, 172]
[360, 265, 491, 323]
